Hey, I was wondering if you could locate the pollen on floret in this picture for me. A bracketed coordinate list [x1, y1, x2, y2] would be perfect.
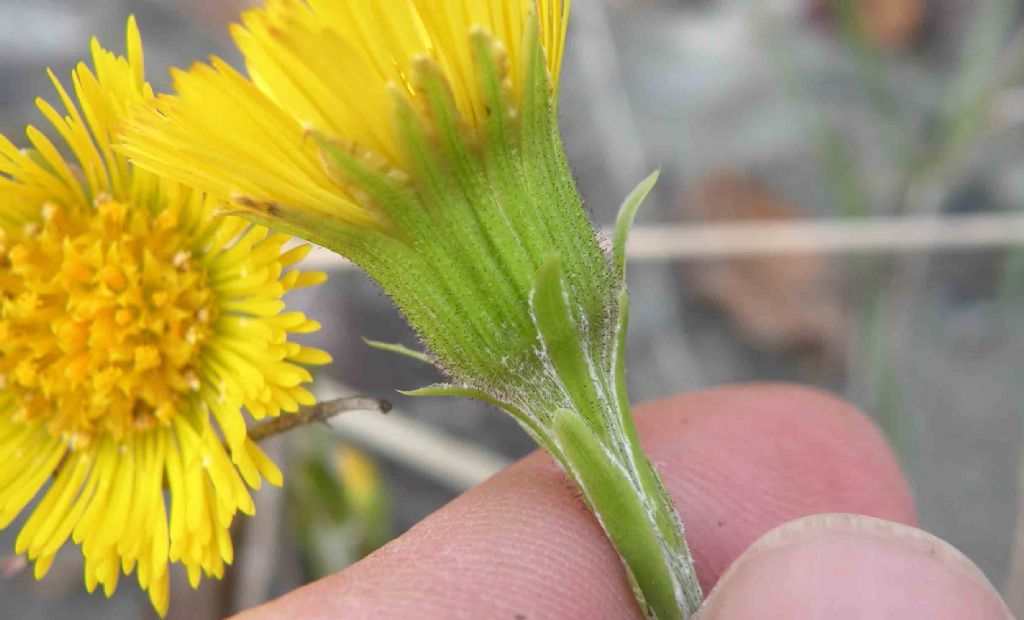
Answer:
[0, 201, 216, 442]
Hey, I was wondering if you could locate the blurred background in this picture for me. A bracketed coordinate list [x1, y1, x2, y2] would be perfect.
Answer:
[4, 0, 1024, 617]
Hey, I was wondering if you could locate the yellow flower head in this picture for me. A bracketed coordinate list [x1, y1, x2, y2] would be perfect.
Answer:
[0, 18, 330, 615]
[123, 0, 598, 393]
[123, 0, 570, 230]
[121, 3, 706, 617]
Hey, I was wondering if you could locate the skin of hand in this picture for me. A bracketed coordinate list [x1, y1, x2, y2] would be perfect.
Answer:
[236, 384, 1011, 619]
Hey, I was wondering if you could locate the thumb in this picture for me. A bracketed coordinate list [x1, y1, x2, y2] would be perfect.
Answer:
[698, 513, 1011, 619]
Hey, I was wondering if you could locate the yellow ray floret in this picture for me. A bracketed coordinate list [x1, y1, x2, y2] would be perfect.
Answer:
[123, 0, 570, 232]
[0, 18, 330, 616]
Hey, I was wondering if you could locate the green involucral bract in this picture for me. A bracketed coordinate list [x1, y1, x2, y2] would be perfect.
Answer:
[247, 14, 703, 620]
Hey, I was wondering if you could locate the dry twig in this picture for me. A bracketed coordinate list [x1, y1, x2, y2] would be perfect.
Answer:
[248, 396, 392, 443]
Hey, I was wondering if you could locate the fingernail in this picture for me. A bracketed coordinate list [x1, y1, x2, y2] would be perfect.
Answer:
[698, 513, 1011, 619]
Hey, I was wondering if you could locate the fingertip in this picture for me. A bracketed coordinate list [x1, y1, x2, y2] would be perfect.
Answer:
[238, 385, 919, 619]
[633, 384, 917, 589]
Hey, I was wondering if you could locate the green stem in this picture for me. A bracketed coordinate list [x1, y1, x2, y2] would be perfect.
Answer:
[519, 180, 702, 617]
[554, 407, 702, 619]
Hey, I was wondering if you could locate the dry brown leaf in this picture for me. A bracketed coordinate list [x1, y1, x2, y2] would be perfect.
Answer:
[813, 0, 927, 51]
[680, 171, 848, 373]
[858, 0, 927, 50]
